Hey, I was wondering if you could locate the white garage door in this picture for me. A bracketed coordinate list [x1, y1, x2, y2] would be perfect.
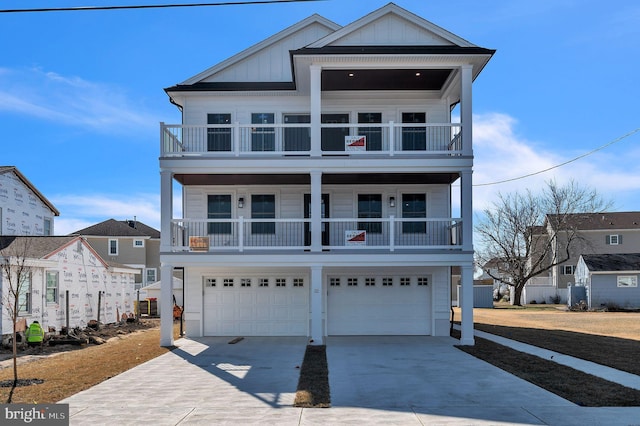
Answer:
[327, 276, 431, 335]
[203, 277, 308, 336]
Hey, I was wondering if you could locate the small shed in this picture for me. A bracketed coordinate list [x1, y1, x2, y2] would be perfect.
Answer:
[575, 253, 640, 309]
[138, 277, 183, 315]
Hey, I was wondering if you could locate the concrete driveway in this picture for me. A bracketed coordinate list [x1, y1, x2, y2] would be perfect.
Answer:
[63, 335, 640, 425]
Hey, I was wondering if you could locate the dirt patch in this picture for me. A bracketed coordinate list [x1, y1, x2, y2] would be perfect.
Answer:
[294, 345, 330, 408]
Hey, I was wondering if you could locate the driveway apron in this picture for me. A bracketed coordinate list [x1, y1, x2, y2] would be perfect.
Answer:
[62, 336, 307, 425]
[325, 336, 573, 424]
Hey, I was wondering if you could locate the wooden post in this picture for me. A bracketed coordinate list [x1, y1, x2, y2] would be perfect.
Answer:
[97, 291, 102, 330]
[65, 290, 69, 334]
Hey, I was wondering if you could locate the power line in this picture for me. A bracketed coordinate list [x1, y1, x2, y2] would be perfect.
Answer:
[0, 0, 324, 13]
[474, 127, 640, 187]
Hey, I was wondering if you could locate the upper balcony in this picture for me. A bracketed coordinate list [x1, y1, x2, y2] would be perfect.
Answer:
[161, 121, 462, 158]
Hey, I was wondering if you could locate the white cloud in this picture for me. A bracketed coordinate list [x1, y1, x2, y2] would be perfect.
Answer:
[471, 113, 640, 212]
[0, 67, 158, 135]
[51, 193, 161, 235]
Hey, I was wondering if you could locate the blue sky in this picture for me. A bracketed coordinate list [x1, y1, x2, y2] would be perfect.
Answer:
[1, 0, 639, 234]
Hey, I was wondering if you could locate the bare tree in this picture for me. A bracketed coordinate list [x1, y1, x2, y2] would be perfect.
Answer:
[475, 180, 610, 306]
[0, 236, 35, 394]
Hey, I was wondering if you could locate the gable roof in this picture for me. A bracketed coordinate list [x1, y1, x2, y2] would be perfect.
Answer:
[70, 218, 160, 238]
[0, 166, 60, 216]
[306, 3, 474, 48]
[580, 253, 640, 272]
[166, 3, 494, 95]
[546, 212, 640, 231]
[178, 13, 341, 87]
[0, 235, 78, 259]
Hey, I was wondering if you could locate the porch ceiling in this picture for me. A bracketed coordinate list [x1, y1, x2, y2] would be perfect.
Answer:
[173, 173, 459, 186]
[321, 69, 451, 91]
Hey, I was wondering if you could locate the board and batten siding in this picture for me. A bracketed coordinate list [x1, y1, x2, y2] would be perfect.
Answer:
[184, 184, 450, 220]
[181, 96, 451, 127]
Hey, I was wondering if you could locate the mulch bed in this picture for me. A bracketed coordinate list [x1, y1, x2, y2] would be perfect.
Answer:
[294, 345, 330, 408]
[452, 329, 640, 406]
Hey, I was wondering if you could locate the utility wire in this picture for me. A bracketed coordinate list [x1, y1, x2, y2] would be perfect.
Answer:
[475, 127, 640, 187]
[0, 0, 324, 13]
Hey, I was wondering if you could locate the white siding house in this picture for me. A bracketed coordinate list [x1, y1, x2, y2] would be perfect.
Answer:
[159, 4, 494, 345]
[0, 166, 59, 236]
[0, 236, 138, 337]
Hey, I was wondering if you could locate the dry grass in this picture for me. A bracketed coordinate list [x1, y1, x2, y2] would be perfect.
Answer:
[0, 322, 181, 403]
[452, 305, 640, 406]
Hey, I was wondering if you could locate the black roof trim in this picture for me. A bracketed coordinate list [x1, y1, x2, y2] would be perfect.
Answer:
[165, 81, 296, 93]
[291, 45, 496, 56]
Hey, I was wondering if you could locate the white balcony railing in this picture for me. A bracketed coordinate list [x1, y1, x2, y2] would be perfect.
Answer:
[161, 122, 463, 157]
[170, 217, 462, 252]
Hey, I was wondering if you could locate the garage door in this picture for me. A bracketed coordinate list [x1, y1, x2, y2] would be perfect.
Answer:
[203, 277, 308, 336]
[327, 276, 431, 335]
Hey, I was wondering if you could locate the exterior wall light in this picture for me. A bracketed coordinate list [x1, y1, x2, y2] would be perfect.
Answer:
[389, 196, 396, 207]
[238, 197, 244, 208]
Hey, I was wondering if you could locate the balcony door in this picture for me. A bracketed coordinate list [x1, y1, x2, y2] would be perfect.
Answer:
[284, 114, 310, 152]
[358, 112, 382, 151]
[321, 113, 349, 152]
[207, 113, 231, 151]
[304, 193, 330, 247]
[402, 112, 426, 151]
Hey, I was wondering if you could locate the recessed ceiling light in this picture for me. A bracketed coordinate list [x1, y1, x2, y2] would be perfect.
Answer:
[348, 72, 355, 77]
[415, 72, 421, 77]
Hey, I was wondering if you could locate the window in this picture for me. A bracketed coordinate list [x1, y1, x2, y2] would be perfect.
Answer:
[276, 278, 286, 287]
[347, 277, 358, 286]
[208, 194, 232, 234]
[108, 239, 118, 256]
[400, 277, 411, 286]
[259, 278, 269, 287]
[321, 113, 349, 151]
[293, 278, 304, 287]
[207, 113, 231, 151]
[382, 277, 393, 286]
[205, 278, 216, 287]
[46, 271, 59, 304]
[358, 112, 382, 151]
[402, 194, 426, 233]
[606, 234, 622, 245]
[402, 112, 426, 150]
[146, 268, 157, 284]
[417, 276, 429, 286]
[562, 265, 575, 275]
[251, 113, 275, 151]
[241, 278, 252, 287]
[133, 239, 145, 248]
[330, 278, 341, 286]
[18, 273, 31, 314]
[251, 194, 275, 234]
[617, 276, 638, 288]
[223, 278, 234, 287]
[358, 194, 382, 233]
[44, 217, 52, 236]
[284, 114, 310, 151]
[365, 277, 376, 286]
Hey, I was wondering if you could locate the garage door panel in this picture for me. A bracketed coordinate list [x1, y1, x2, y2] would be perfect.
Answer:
[204, 279, 309, 336]
[328, 279, 431, 336]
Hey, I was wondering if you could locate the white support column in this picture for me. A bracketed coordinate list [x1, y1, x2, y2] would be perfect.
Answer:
[460, 64, 473, 157]
[459, 264, 475, 345]
[310, 265, 324, 345]
[310, 170, 322, 252]
[461, 169, 473, 252]
[160, 170, 173, 252]
[160, 263, 174, 347]
[310, 64, 322, 157]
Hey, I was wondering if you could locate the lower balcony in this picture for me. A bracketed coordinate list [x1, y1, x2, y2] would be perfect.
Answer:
[169, 217, 462, 252]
